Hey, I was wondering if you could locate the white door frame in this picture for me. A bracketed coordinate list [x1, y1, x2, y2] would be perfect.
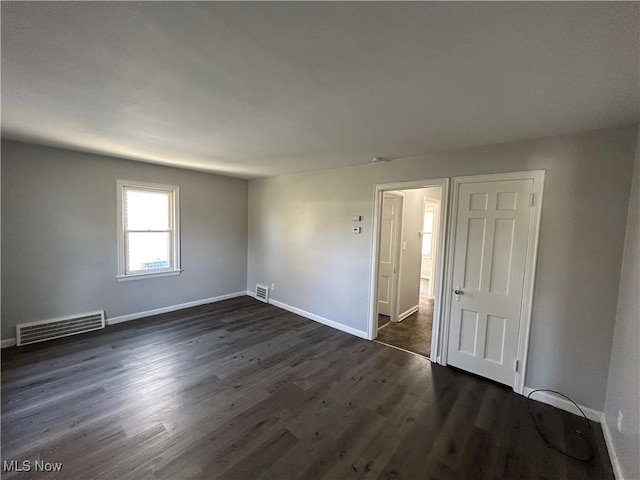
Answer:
[422, 195, 441, 300]
[423, 195, 442, 359]
[441, 170, 545, 394]
[368, 178, 450, 365]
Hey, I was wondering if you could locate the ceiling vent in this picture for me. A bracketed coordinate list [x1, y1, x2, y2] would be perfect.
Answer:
[16, 311, 105, 346]
[255, 284, 270, 303]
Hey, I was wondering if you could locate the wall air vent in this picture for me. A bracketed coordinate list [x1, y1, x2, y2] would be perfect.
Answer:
[255, 284, 270, 303]
[16, 311, 105, 346]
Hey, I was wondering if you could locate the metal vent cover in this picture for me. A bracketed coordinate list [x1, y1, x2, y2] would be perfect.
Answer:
[255, 284, 270, 303]
[16, 311, 105, 346]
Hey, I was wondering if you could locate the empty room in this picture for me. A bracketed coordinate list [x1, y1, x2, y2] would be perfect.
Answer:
[1, 2, 639, 479]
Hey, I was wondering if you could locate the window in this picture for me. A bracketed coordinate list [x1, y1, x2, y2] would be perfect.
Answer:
[117, 180, 181, 281]
[422, 211, 434, 255]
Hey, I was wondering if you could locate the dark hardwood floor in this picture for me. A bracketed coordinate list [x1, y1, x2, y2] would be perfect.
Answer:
[2, 297, 613, 479]
[377, 279, 433, 358]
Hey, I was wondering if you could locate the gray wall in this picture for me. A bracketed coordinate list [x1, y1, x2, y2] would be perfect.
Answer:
[1, 140, 248, 340]
[248, 126, 637, 410]
[603, 127, 639, 478]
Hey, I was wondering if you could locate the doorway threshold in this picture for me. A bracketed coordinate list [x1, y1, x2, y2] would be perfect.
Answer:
[374, 339, 431, 361]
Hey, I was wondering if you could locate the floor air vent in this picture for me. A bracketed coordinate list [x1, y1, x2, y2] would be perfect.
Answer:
[16, 311, 105, 346]
[255, 284, 270, 303]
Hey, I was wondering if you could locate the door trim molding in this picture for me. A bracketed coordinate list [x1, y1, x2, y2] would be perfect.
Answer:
[441, 170, 546, 394]
[368, 178, 450, 365]
[423, 195, 444, 358]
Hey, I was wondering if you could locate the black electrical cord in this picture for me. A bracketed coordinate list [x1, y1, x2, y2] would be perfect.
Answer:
[526, 388, 596, 464]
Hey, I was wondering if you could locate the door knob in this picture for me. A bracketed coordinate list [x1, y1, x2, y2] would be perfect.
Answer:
[454, 287, 464, 301]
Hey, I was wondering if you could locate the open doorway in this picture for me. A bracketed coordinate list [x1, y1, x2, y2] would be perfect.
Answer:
[374, 183, 445, 359]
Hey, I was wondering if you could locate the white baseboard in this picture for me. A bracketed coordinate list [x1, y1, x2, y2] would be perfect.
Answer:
[2, 291, 364, 347]
[267, 298, 368, 340]
[1, 338, 17, 349]
[523, 387, 602, 422]
[107, 291, 247, 325]
[601, 415, 623, 480]
[397, 304, 419, 322]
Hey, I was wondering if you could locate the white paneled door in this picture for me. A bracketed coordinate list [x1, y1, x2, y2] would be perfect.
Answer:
[377, 193, 403, 318]
[446, 176, 535, 386]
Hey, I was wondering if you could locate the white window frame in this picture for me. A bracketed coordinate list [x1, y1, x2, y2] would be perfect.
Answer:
[116, 180, 182, 282]
[422, 206, 435, 256]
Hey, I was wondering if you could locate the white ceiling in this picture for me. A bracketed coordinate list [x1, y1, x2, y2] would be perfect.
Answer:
[2, 2, 638, 179]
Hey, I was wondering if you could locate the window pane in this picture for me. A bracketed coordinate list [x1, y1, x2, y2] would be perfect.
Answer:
[127, 232, 171, 272]
[423, 212, 434, 234]
[422, 233, 432, 255]
[126, 189, 170, 230]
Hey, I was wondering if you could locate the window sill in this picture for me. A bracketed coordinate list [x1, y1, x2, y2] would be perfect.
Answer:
[117, 270, 183, 282]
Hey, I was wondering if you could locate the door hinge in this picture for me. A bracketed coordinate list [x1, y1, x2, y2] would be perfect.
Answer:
[514, 359, 519, 372]
[529, 193, 534, 207]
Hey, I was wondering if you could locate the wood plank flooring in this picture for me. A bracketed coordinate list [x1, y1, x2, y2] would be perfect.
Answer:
[1, 297, 613, 479]
[377, 279, 433, 358]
